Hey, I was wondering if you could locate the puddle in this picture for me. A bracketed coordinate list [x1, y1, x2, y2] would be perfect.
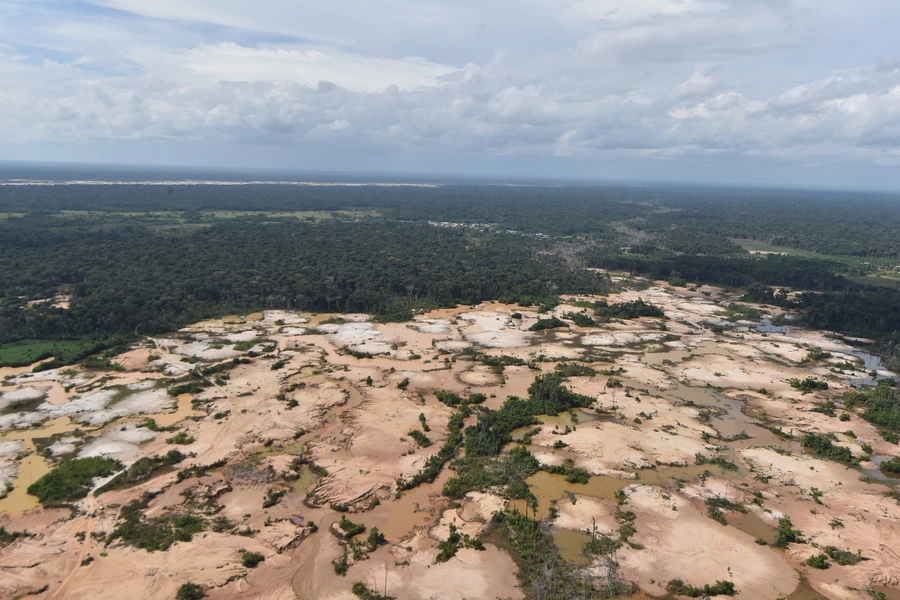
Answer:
[729, 510, 777, 544]
[756, 319, 788, 334]
[634, 463, 740, 485]
[862, 456, 900, 481]
[290, 467, 318, 496]
[509, 471, 630, 520]
[644, 340, 727, 367]
[787, 578, 828, 600]
[0, 416, 80, 514]
[152, 393, 205, 428]
[368, 468, 454, 540]
[872, 587, 900, 600]
[553, 528, 592, 565]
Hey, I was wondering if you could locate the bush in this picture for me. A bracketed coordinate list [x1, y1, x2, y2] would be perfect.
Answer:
[594, 298, 664, 320]
[407, 429, 432, 448]
[881, 456, 900, 473]
[774, 516, 803, 548]
[801, 433, 856, 465]
[95, 450, 186, 495]
[352, 582, 396, 600]
[805, 554, 830, 569]
[166, 432, 195, 445]
[241, 552, 265, 568]
[529, 317, 567, 331]
[176, 583, 206, 600]
[338, 516, 366, 538]
[665, 579, 735, 597]
[562, 312, 595, 327]
[789, 377, 829, 392]
[28, 457, 123, 505]
[824, 546, 864, 565]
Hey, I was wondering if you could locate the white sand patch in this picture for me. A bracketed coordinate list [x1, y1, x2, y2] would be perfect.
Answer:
[79, 425, 158, 462]
[410, 319, 453, 334]
[322, 322, 395, 354]
[82, 388, 174, 425]
[435, 340, 471, 352]
[226, 329, 262, 342]
[0, 440, 25, 490]
[263, 310, 308, 325]
[172, 341, 242, 361]
[125, 380, 156, 391]
[46, 436, 80, 456]
[459, 311, 534, 348]
[279, 327, 307, 336]
[39, 389, 118, 419]
[0, 386, 49, 410]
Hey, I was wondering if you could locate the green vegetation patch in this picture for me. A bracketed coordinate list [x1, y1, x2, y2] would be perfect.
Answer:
[28, 456, 122, 506]
[0, 339, 101, 369]
[666, 579, 736, 597]
[594, 299, 664, 320]
[801, 433, 856, 465]
[108, 493, 206, 552]
[845, 381, 900, 432]
[529, 317, 568, 331]
[94, 450, 186, 496]
[790, 377, 829, 392]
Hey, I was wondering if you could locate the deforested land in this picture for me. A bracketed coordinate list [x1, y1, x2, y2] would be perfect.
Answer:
[1, 176, 899, 600]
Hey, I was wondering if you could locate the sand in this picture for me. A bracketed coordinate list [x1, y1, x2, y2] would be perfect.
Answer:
[1, 282, 898, 600]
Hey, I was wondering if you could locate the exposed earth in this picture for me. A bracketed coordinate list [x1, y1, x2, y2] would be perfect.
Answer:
[1, 280, 899, 600]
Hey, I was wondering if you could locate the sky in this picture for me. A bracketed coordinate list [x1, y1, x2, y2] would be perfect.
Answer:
[1, 0, 900, 189]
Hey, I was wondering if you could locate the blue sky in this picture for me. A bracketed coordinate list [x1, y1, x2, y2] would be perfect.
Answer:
[2, 0, 900, 188]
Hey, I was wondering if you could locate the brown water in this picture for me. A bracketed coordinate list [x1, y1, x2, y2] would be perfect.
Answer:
[153, 393, 204, 427]
[872, 586, 900, 600]
[290, 467, 319, 497]
[508, 471, 630, 520]
[0, 416, 79, 514]
[787, 578, 828, 600]
[729, 510, 777, 544]
[554, 528, 592, 565]
[644, 340, 728, 367]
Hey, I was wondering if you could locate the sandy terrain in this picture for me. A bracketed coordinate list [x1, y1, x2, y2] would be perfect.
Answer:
[1, 283, 898, 600]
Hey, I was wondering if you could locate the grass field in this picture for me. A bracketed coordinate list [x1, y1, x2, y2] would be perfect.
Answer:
[732, 240, 882, 271]
[0, 339, 95, 368]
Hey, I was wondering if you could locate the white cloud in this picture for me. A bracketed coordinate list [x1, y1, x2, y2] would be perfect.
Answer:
[0, 0, 898, 186]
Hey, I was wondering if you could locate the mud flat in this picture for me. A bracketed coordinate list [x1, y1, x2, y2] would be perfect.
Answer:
[0, 282, 898, 600]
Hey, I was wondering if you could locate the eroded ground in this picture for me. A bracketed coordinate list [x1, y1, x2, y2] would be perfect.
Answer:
[1, 283, 899, 600]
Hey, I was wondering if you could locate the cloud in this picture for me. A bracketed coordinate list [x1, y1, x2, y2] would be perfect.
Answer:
[0, 0, 899, 185]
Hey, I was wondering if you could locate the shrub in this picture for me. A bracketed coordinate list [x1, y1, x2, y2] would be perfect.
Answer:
[774, 516, 803, 548]
[801, 433, 856, 465]
[789, 377, 829, 392]
[529, 317, 567, 331]
[166, 432, 195, 445]
[881, 456, 900, 473]
[407, 429, 432, 448]
[351, 582, 395, 600]
[666, 579, 735, 597]
[338, 516, 366, 538]
[805, 553, 830, 569]
[241, 552, 265, 568]
[823, 546, 864, 565]
[176, 583, 206, 600]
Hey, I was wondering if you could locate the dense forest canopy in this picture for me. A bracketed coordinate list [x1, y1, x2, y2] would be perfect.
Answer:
[2, 181, 900, 369]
